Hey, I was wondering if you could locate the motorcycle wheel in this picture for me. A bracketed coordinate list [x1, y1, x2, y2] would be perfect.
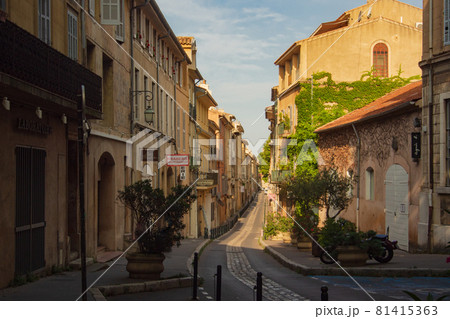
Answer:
[320, 251, 336, 264]
[373, 246, 394, 263]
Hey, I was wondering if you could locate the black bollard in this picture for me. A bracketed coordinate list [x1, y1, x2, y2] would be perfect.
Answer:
[216, 265, 222, 301]
[256, 272, 263, 301]
[192, 252, 198, 300]
[321, 286, 328, 301]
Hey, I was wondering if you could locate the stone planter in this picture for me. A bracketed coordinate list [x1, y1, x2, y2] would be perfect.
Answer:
[297, 237, 312, 251]
[336, 245, 367, 267]
[126, 252, 165, 280]
[282, 232, 291, 243]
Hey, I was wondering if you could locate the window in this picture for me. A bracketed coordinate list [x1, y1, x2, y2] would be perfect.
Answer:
[177, 106, 180, 147]
[89, 0, 95, 16]
[145, 18, 150, 50]
[38, 0, 51, 45]
[373, 43, 388, 77]
[365, 167, 374, 200]
[101, 0, 121, 25]
[182, 111, 186, 151]
[0, 0, 5, 11]
[114, 0, 124, 42]
[445, 0, 450, 45]
[143, 75, 148, 121]
[67, 10, 78, 60]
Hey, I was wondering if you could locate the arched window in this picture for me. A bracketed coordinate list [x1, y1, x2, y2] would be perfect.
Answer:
[373, 43, 388, 77]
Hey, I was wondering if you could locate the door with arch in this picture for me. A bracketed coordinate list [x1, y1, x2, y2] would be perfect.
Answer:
[385, 164, 409, 251]
[97, 152, 115, 251]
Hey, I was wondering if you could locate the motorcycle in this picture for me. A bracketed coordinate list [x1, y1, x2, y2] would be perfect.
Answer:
[320, 234, 398, 264]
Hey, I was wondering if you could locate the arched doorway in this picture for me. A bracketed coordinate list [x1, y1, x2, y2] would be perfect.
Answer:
[167, 167, 175, 191]
[385, 164, 409, 251]
[97, 152, 115, 251]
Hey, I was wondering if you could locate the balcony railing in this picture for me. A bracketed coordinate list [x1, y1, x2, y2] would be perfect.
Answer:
[270, 170, 291, 184]
[0, 20, 102, 113]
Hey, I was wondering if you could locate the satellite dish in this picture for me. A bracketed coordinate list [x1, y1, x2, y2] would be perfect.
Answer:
[357, 11, 362, 22]
[367, 7, 372, 18]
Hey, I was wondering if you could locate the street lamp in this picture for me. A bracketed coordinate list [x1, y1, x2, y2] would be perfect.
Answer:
[144, 107, 155, 124]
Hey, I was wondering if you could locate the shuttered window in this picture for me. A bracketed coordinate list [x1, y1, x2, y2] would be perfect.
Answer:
[38, 0, 51, 45]
[373, 43, 388, 77]
[446, 100, 450, 186]
[0, 0, 5, 11]
[114, 0, 124, 42]
[101, 0, 120, 25]
[89, 0, 95, 16]
[67, 10, 78, 60]
[445, 0, 450, 45]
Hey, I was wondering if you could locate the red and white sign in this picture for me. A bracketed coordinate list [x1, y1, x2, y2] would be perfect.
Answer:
[166, 154, 189, 166]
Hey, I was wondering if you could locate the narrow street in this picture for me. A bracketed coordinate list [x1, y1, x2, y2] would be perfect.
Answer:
[198, 193, 395, 301]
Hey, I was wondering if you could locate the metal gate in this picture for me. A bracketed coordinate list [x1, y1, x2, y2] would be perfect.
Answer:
[15, 147, 46, 275]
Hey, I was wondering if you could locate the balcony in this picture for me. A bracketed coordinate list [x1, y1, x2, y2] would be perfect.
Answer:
[270, 170, 291, 184]
[197, 172, 218, 189]
[0, 20, 102, 116]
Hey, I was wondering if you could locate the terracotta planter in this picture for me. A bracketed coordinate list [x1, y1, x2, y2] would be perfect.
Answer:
[126, 252, 165, 280]
[336, 245, 367, 267]
[297, 237, 312, 251]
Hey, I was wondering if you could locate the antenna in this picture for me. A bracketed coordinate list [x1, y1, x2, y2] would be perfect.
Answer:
[367, 7, 372, 18]
[357, 11, 362, 22]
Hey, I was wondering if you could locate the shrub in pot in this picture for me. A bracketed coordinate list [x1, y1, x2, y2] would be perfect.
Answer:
[118, 180, 196, 279]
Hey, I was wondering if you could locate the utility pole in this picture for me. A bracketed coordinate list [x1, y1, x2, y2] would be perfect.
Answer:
[78, 85, 87, 301]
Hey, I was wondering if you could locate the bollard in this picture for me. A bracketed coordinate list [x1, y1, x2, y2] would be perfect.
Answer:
[256, 272, 262, 301]
[216, 265, 222, 301]
[192, 252, 198, 300]
[321, 286, 328, 301]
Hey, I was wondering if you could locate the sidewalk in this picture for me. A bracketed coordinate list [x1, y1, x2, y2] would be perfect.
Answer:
[261, 238, 450, 277]
[0, 238, 207, 301]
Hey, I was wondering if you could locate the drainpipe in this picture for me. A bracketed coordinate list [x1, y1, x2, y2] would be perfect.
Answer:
[427, 0, 434, 253]
[352, 124, 361, 231]
[81, 0, 86, 66]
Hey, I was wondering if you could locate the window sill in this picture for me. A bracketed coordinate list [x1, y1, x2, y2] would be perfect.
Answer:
[436, 186, 450, 194]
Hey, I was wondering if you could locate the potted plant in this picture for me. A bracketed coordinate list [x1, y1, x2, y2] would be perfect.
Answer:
[118, 180, 196, 279]
[318, 218, 382, 266]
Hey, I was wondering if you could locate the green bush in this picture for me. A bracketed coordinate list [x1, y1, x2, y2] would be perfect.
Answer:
[263, 212, 294, 239]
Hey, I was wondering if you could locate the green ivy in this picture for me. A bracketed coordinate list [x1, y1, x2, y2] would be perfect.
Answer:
[286, 69, 419, 173]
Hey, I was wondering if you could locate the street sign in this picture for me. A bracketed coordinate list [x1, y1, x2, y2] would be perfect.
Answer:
[166, 154, 189, 166]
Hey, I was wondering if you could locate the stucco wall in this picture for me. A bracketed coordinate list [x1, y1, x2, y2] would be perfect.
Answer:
[318, 108, 423, 250]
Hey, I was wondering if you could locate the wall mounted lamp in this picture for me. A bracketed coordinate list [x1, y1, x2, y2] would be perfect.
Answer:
[61, 114, 67, 125]
[36, 107, 42, 119]
[2, 97, 10, 111]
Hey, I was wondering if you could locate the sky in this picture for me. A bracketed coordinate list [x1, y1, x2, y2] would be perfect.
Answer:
[156, 0, 423, 155]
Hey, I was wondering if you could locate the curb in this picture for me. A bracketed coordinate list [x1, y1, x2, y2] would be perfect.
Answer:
[95, 277, 193, 299]
[186, 239, 211, 276]
[259, 238, 450, 277]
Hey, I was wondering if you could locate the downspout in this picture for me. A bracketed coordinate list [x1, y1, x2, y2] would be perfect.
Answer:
[352, 124, 361, 231]
[81, 0, 86, 66]
[427, 0, 434, 253]
[157, 34, 168, 189]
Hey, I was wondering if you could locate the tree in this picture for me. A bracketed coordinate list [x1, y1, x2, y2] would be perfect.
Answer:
[118, 180, 196, 254]
[258, 137, 272, 182]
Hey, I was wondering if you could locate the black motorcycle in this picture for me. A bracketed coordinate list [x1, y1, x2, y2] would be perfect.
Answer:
[320, 234, 398, 264]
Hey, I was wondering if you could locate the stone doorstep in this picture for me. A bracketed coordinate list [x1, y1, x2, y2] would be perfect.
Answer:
[95, 277, 193, 299]
[69, 257, 94, 271]
[260, 238, 450, 278]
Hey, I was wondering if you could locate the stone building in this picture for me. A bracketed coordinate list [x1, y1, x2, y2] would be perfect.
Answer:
[268, 0, 423, 190]
[315, 81, 423, 251]
[418, 0, 450, 251]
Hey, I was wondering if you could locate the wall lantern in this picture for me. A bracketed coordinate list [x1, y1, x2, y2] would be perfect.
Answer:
[144, 107, 155, 124]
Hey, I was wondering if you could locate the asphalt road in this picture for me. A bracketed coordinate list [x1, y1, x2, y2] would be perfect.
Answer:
[198, 194, 396, 301]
